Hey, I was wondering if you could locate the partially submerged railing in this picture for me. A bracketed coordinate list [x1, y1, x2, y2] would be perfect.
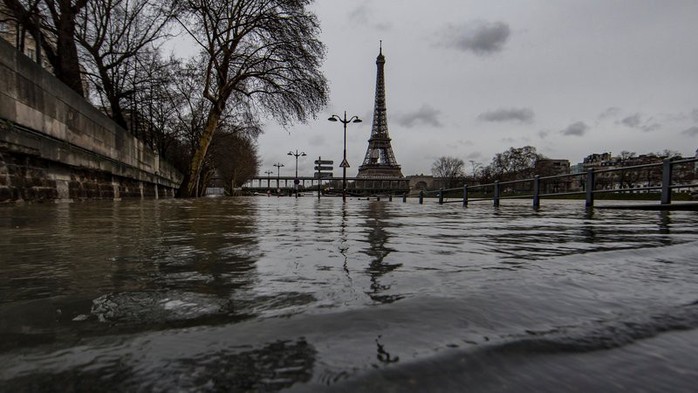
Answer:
[418, 157, 697, 208]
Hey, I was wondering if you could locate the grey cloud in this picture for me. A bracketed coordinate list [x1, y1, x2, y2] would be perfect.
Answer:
[395, 105, 442, 128]
[445, 21, 511, 55]
[598, 107, 621, 120]
[348, 4, 391, 31]
[560, 121, 589, 136]
[477, 108, 534, 123]
[538, 130, 550, 139]
[466, 152, 483, 160]
[692, 109, 698, 123]
[619, 113, 661, 132]
[681, 126, 698, 136]
[308, 134, 326, 147]
[621, 114, 641, 128]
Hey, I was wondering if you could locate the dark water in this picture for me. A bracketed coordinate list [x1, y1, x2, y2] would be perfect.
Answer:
[1, 197, 697, 392]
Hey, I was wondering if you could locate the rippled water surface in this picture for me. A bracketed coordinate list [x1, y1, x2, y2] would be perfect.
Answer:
[1, 197, 697, 392]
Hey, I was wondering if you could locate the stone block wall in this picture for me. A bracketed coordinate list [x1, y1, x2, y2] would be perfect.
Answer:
[0, 38, 181, 203]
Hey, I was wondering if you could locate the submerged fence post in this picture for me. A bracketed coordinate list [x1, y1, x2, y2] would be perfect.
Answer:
[661, 159, 673, 205]
[493, 181, 500, 208]
[403, 193, 407, 203]
[533, 175, 540, 209]
[419, 190, 424, 204]
[438, 188, 444, 205]
[389, 194, 392, 202]
[463, 184, 468, 207]
[585, 169, 595, 208]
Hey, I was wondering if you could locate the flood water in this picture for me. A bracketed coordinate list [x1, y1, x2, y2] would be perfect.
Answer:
[1, 197, 697, 392]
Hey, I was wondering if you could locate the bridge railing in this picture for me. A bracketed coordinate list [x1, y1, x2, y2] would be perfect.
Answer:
[418, 157, 697, 208]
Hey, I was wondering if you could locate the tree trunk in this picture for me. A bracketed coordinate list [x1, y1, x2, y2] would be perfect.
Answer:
[182, 105, 223, 197]
[55, 0, 85, 97]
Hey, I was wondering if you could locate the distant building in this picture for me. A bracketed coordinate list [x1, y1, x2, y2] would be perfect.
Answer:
[535, 159, 572, 193]
[0, 5, 51, 69]
[0, 5, 89, 94]
[535, 159, 570, 175]
[580, 151, 695, 192]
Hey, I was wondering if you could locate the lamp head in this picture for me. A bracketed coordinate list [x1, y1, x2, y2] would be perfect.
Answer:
[301, 152, 307, 156]
[352, 118, 363, 123]
[328, 116, 338, 122]
[287, 151, 292, 156]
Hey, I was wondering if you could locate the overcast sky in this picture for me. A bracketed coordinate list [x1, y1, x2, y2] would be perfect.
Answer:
[256, 0, 698, 178]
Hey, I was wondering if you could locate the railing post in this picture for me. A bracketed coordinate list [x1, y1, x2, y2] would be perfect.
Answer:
[389, 194, 392, 202]
[419, 190, 424, 204]
[533, 175, 540, 209]
[438, 188, 444, 205]
[585, 169, 595, 208]
[462, 184, 468, 207]
[493, 181, 500, 208]
[402, 193, 407, 203]
[661, 159, 673, 205]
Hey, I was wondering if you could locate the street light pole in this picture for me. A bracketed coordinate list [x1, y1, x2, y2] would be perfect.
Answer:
[273, 162, 284, 195]
[328, 111, 362, 202]
[287, 149, 306, 198]
[264, 170, 273, 189]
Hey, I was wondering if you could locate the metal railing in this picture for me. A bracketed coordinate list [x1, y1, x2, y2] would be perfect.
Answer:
[417, 157, 698, 208]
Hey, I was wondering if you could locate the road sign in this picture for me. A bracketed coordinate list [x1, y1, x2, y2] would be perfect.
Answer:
[339, 158, 350, 168]
[314, 173, 333, 179]
[314, 160, 334, 165]
[314, 166, 333, 171]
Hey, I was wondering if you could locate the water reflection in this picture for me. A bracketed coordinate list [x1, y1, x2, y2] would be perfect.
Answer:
[361, 201, 403, 304]
[2, 198, 698, 392]
[0, 199, 264, 346]
[2, 338, 315, 393]
[338, 203, 351, 279]
[375, 335, 400, 365]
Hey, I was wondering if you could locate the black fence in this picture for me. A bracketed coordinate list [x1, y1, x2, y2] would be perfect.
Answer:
[418, 157, 697, 208]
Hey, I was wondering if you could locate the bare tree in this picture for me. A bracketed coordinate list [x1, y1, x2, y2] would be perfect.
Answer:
[177, 0, 329, 197]
[211, 132, 260, 191]
[75, 0, 177, 129]
[490, 146, 543, 181]
[432, 156, 465, 189]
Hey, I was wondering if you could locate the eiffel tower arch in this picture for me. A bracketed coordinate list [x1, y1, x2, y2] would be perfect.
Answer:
[357, 43, 404, 180]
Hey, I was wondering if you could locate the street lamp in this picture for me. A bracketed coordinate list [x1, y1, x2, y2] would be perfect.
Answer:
[273, 162, 284, 195]
[328, 111, 362, 201]
[264, 170, 273, 189]
[287, 149, 307, 198]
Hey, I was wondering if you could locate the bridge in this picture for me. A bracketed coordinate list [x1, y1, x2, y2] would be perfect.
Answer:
[0, 39, 181, 203]
[242, 176, 409, 196]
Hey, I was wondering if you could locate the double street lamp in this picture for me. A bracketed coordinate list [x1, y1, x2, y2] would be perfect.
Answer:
[287, 149, 306, 197]
[264, 170, 273, 189]
[273, 162, 284, 194]
[328, 111, 362, 201]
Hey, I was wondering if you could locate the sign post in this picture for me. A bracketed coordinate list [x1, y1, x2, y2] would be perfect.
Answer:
[314, 157, 334, 200]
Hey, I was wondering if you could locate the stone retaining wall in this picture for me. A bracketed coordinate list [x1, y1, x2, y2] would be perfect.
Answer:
[0, 38, 181, 202]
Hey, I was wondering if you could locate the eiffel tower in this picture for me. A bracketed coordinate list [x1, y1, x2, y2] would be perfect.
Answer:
[357, 43, 404, 179]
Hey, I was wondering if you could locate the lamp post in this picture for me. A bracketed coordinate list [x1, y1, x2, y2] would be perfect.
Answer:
[264, 170, 273, 189]
[273, 162, 284, 195]
[328, 111, 362, 201]
[287, 149, 306, 198]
